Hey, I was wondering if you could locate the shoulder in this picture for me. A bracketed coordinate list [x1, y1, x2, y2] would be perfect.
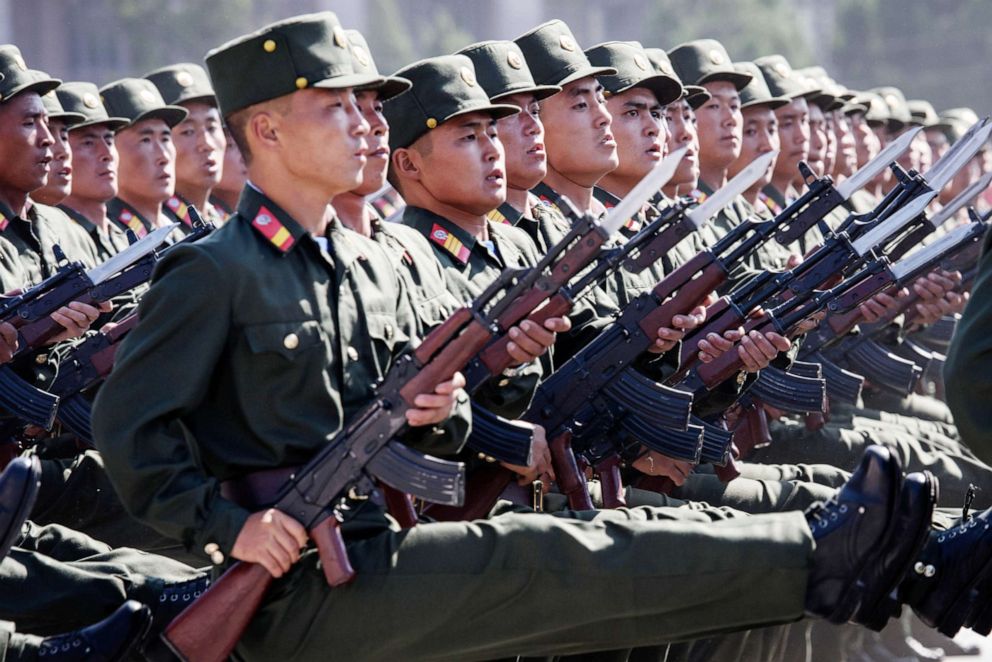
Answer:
[490, 221, 539, 258]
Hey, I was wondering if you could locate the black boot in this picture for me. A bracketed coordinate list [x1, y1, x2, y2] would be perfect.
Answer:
[0, 455, 40, 560]
[899, 504, 992, 638]
[149, 574, 212, 629]
[805, 445, 902, 623]
[853, 470, 938, 630]
[35, 600, 151, 661]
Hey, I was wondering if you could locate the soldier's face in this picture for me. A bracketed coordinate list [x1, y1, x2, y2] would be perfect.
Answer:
[115, 118, 176, 205]
[695, 81, 742, 170]
[67, 124, 118, 202]
[33, 117, 73, 203]
[773, 97, 809, 182]
[540, 76, 618, 186]
[833, 112, 857, 177]
[806, 103, 827, 176]
[352, 90, 389, 196]
[728, 105, 778, 188]
[822, 111, 837, 176]
[276, 88, 369, 197]
[0, 93, 54, 195]
[913, 129, 933, 173]
[172, 101, 225, 193]
[925, 127, 949, 164]
[496, 92, 547, 192]
[412, 110, 506, 216]
[850, 113, 879, 167]
[605, 87, 665, 183]
[663, 99, 700, 194]
[216, 127, 246, 195]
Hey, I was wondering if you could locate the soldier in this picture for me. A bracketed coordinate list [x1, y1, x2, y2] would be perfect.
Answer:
[146, 63, 227, 229]
[92, 13, 957, 660]
[54, 82, 132, 261]
[98, 78, 186, 238]
[29, 90, 84, 207]
[208, 126, 246, 219]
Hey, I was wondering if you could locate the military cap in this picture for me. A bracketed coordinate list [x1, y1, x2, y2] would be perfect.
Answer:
[870, 86, 912, 130]
[855, 91, 891, 127]
[735, 61, 788, 110]
[205, 11, 385, 117]
[795, 66, 844, 112]
[939, 117, 971, 144]
[145, 63, 216, 107]
[56, 81, 129, 131]
[754, 55, 819, 100]
[585, 41, 682, 106]
[514, 20, 616, 87]
[940, 107, 980, 128]
[39, 87, 85, 127]
[458, 40, 560, 103]
[382, 55, 518, 152]
[98, 78, 187, 128]
[344, 30, 411, 102]
[907, 99, 940, 128]
[643, 47, 705, 106]
[668, 39, 751, 91]
[0, 45, 60, 103]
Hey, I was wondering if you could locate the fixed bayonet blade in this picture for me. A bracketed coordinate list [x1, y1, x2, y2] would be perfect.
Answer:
[684, 150, 778, 229]
[926, 122, 992, 193]
[927, 117, 989, 184]
[890, 222, 982, 281]
[835, 126, 922, 200]
[851, 192, 936, 255]
[598, 146, 687, 235]
[84, 223, 178, 285]
[929, 170, 992, 230]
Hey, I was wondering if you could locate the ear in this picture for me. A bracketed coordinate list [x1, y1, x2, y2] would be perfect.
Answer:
[391, 147, 423, 184]
[248, 111, 280, 153]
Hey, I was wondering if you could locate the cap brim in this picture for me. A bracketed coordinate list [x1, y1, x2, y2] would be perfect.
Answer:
[616, 75, 684, 107]
[6, 78, 61, 101]
[133, 106, 188, 129]
[47, 111, 87, 127]
[557, 65, 618, 87]
[175, 93, 218, 107]
[685, 85, 711, 109]
[357, 76, 412, 102]
[312, 73, 389, 91]
[698, 71, 752, 92]
[493, 84, 562, 103]
[444, 102, 520, 124]
[742, 96, 790, 110]
[842, 102, 869, 116]
[71, 117, 130, 132]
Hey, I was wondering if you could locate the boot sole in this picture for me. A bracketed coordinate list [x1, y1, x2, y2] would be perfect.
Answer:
[0, 458, 40, 560]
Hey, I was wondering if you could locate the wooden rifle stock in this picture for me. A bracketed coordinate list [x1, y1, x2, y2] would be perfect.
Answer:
[549, 431, 594, 511]
[381, 483, 418, 529]
[594, 455, 626, 508]
[478, 293, 573, 375]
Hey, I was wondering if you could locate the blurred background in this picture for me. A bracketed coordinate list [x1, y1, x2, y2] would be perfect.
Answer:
[6, 0, 990, 114]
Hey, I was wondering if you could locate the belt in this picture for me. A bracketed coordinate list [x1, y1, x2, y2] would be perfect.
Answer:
[220, 465, 299, 510]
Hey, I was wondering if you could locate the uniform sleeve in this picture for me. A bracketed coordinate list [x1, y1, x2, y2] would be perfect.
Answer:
[91, 246, 250, 556]
[946, 235, 992, 465]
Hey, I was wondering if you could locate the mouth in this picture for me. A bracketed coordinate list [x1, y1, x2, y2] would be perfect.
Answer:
[601, 133, 616, 147]
[98, 170, 114, 179]
[646, 144, 663, 158]
[485, 168, 505, 186]
[526, 142, 546, 158]
[368, 144, 390, 159]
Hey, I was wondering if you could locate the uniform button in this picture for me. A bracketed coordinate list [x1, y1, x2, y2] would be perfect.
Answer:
[283, 333, 299, 350]
[35, 353, 47, 365]
[384, 324, 393, 340]
[347, 346, 359, 361]
[498, 378, 510, 387]
[204, 542, 224, 564]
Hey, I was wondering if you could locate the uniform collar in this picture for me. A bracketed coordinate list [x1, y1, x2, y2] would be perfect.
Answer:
[208, 194, 235, 218]
[405, 206, 503, 267]
[107, 198, 150, 238]
[235, 185, 307, 256]
[0, 199, 15, 232]
[592, 186, 643, 232]
[530, 181, 567, 217]
[760, 184, 789, 210]
[57, 204, 98, 234]
[163, 193, 194, 227]
[485, 201, 523, 227]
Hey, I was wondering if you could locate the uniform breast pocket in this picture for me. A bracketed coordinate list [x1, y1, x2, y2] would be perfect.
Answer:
[243, 319, 327, 361]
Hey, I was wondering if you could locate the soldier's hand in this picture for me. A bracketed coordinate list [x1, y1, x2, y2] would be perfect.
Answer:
[500, 423, 555, 487]
[648, 303, 709, 354]
[697, 329, 738, 363]
[406, 371, 467, 427]
[506, 317, 571, 366]
[795, 310, 826, 335]
[631, 450, 693, 486]
[0, 321, 17, 363]
[858, 289, 907, 323]
[737, 330, 791, 373]
[48, 300, 113, 343]
[231, 509, 308, 578]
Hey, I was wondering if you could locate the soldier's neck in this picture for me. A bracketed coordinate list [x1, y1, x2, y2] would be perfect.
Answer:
[542, 167, 596, 215]
[504, 186, 530, 216]
[698, 162, 728, 191]
[770, 172, 793, 195]
[211, 186, 240, 212]
[663, 180, 695, 200]
[174, 182, 210, 214]
[247, 167, 340, 236]
[742, 185, 761, 206]
[332, 192, 373, 238]
[0, 186, 30, 217]
[61, 196, 109, 231]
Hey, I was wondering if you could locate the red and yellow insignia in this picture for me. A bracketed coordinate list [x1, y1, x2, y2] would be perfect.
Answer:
[429, 223, 470, 264]
[690, 189, 708, 204]
[757, 191, 782, 216]
[166, 195, 192, 226]
[251, 206, 295, 252]
[0, 208, 9, 232]
[118, 209, 147, 238]
[486, 208, 512, 226]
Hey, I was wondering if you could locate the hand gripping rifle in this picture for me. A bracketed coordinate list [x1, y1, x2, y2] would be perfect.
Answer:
[163, 155, 704, 662]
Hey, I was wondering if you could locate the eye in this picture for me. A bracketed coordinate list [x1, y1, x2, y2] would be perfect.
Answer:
[625, 109, 639, 119]
[573, 101, 587, 111]
[650, 110, 662, 120]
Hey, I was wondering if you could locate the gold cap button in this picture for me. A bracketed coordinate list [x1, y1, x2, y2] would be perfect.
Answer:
[283, 333, 299, 350]
[263, 39, 277, 53]
[296, 77, 308, 89]
[35, 353, 47, 365]
[347, 346, 359, 361]
[426, 118, 437, 129]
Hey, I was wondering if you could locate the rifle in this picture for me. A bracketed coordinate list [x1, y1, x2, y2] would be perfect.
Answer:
[163, 154, 700, 662]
